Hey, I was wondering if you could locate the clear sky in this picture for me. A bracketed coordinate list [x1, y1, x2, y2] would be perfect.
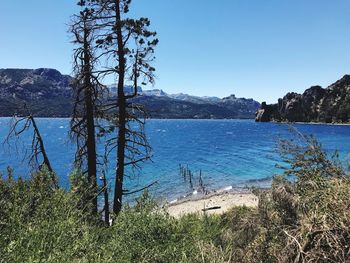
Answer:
[1, 0, 350, 103]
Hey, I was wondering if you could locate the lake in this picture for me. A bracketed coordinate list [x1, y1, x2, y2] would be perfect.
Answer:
[1, 118, 350, 201]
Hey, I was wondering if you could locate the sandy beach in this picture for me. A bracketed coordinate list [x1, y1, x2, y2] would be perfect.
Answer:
[166, 191, 259, 218]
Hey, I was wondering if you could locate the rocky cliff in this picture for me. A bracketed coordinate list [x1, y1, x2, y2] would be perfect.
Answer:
[256, 75, 350, 123]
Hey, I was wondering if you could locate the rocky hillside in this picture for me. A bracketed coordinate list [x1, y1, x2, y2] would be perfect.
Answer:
[0, 68, 260, 118]
[0, 68, 73, 117]
[256, 75, 350, 123]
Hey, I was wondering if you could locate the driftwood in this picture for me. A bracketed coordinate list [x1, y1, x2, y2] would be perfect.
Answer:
[202, 206, 222, 212]
[123, 181, 158, 196]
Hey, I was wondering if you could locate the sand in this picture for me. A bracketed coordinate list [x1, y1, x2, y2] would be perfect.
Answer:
[166, 192, 258, 218]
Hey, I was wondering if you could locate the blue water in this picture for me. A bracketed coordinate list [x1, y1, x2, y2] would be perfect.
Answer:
[1, 118, 350, 200]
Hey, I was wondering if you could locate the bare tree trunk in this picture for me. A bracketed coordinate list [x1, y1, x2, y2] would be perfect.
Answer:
[29, 115, 53, 173]
[83, 26, 98, 215]
[6, 112, 57, 188]
[70, 10, 99, 215]
[113, 0, 126, 216]
[29, 115, 58, 188]
[113, 101, 126, 215]
[101, 175, 110, 225]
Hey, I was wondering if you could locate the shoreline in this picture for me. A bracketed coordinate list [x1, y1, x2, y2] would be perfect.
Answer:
[164, 187, 259, 218]
[0, 116, 255, 120]
[294, 121, 350, 126]
[165, 190, 258, 218]
[2, 116, 349, 125]
[268, 120, 350, 126]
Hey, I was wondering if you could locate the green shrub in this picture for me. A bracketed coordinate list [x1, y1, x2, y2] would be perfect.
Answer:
[246, 132, 350, 262]
[1, 131, 349, 262]
[0, 172, 233, 262]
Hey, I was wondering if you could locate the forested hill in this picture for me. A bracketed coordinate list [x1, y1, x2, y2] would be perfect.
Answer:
[256, 75, 350, 123]
[0, 68, 260, 118]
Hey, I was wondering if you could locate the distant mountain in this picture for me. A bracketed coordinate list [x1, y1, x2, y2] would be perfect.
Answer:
[256, 75, 350, 123]
[0, 68, 73, 117]
[0, 68, 260, 119]
[167, 93, 221, 104]
[141, 89, 167, 97]
[133, 94, 259, 119]
[107, 85, 260, 119]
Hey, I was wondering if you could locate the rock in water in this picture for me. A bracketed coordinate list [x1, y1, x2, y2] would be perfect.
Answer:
[255, 102, 280, 122]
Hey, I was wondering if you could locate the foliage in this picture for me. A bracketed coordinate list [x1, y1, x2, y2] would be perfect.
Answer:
[0, 170, 231, 262]
[239, 132, 350, 263]
[1, 132, 350, 262]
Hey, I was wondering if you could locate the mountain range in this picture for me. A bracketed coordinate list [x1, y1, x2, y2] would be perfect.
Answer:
[0, 68, 260, 119]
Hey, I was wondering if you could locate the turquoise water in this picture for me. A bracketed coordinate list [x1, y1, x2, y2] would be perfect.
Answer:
[1, 118, 350, 200]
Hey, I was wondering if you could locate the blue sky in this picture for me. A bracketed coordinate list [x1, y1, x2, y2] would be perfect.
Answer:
[1, 0, 350, 103]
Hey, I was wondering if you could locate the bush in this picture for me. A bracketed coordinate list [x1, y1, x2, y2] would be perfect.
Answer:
[1, 131, 349, 262]
[0, 172, 232, 262]
[242, 132, 350, 262]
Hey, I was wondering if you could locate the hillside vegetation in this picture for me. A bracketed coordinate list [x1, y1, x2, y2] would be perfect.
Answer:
[1, 134, 349, 262]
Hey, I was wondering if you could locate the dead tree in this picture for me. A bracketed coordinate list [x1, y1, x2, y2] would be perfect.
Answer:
[5, 113, 57, 188]
[70, 2, 103, 215]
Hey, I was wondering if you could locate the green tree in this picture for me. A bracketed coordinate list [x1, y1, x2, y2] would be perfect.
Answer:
[81, 0, 158, 217]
